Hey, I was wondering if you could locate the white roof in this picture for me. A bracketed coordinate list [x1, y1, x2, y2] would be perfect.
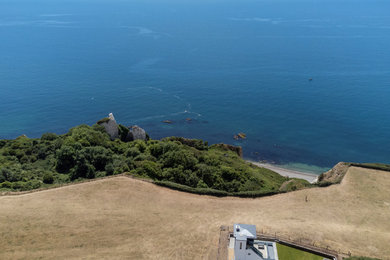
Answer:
[233, 223, 256, 241]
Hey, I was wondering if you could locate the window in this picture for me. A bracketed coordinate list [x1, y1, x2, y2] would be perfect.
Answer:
[240, 242, 242, 250]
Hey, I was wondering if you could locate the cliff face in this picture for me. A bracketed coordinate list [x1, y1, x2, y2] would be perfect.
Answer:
[126, 125, 146, 141]
[97, 113, 119, 141]
[317, 162, 349, 186]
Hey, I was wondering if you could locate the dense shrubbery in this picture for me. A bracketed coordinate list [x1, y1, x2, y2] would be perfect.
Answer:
[0, 124, 311, 194]
[118, 124, 129, 142]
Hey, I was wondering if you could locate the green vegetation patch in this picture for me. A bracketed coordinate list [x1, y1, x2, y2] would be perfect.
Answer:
[276, 243, 328, 260]
[279, 178, 313, 192]
[96, 117, 110, 124]
[0, 123, 312, 194]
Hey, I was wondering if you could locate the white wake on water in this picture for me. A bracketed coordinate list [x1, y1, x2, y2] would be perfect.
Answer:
[127, 86, 202, 123]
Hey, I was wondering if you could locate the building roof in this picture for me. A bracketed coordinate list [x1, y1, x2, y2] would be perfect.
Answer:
[233, 223, 257, 241]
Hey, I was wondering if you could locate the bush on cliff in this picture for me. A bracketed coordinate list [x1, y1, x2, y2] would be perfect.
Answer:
[42, 172, 54, 184]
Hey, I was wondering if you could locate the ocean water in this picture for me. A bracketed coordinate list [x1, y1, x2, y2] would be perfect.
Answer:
[1, 0, 390, 173]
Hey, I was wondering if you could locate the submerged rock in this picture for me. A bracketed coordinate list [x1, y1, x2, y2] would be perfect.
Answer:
[126, 125, 147, 141]
[97, 113, 119, 140]
[234, 132, 247, 140]
[238, 132, 246, 139]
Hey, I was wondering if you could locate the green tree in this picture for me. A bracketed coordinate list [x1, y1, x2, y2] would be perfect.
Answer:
[105, 163, 114, 175]
[118, 124, 129, 142]
[136, 161, 162, 180]
[67, 124, 110, 147]
[161, 150, 198, 170]
[0, 164, 24, 182]
[196, 179, 208, 188]
[41, 133, 58, 141]
[125, 147, 141, 158]
[82, 146, 112, 171]
[56, 145, 76, 173]
[111, 156, 130, 174]
[71, 159, 95, 180]
[42, 172, 54, 184]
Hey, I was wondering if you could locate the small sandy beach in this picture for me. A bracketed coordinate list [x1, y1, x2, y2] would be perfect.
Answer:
[249, 161, 319, 183]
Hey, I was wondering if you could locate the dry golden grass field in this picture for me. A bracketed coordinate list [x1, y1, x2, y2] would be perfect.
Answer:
[0, 166, 389, 260]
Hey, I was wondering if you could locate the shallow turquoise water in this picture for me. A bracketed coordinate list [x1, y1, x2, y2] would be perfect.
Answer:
[1, 0, 390, 172]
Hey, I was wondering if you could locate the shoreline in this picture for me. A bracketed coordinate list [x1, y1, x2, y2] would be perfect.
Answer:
[248, 161, 320, 183]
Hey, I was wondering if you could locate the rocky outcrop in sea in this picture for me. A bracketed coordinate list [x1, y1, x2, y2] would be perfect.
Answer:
[97, 113, 148, 142]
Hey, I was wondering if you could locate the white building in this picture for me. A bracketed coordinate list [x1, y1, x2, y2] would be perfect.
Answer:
[229, 224, 278, 260]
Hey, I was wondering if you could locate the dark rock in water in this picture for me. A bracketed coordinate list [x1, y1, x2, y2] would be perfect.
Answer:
[234, 132, 246, 140]
[97, 113, 119, 141]
[162, 120, 173, 124]
[238, 132, 246, 139]
[126, 125, 147, 141]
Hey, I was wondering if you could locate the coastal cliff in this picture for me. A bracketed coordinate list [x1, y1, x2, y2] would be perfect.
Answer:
[317, 162, 350, 186]
[2, 113, 375, 197]
[1, 114, 306, 196]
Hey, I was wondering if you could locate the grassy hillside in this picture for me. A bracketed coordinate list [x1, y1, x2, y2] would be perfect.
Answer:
[0, 124, 310, 195]
[0, 166, 389, 259]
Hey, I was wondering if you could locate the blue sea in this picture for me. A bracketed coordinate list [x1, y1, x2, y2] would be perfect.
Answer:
[1, 0, 390, 173]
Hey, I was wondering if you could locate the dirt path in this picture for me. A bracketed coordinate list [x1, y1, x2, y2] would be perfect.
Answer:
[0, 167, 389, 259]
